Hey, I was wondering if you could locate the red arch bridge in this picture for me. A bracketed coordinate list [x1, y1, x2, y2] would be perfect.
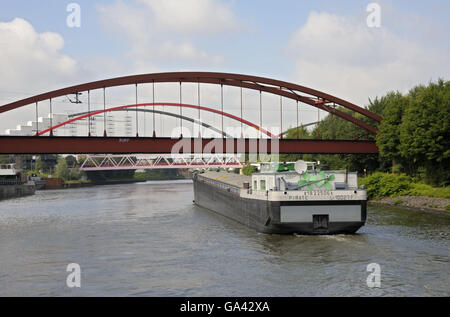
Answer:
[0, 72, 381, 155]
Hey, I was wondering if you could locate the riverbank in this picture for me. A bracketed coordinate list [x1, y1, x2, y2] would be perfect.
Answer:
[370, 196, 450, 212]
[46, 177, 185, 189]
[59, 179, 148, 189]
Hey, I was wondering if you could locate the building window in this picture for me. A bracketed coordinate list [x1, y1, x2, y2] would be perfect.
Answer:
[254, 180, 257, 190]
[260, 180, 266, 191]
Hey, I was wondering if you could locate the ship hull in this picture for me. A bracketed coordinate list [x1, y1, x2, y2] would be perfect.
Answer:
[193, 176, 366, 235]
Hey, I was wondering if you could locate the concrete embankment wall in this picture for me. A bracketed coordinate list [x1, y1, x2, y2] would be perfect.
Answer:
[0, 183, 35, 200]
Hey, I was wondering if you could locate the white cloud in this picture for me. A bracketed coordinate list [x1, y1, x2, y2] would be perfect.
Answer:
[0, 18, 79, 94]
[157, 41, 225, 64]
[138, 0, 239, 35]
[97, 0, 239, 72]
[0, 18, 84, 131]
[288, 11, 450, 107]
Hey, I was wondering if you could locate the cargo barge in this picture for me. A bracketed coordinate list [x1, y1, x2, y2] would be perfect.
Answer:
[192, 161, 367, 235]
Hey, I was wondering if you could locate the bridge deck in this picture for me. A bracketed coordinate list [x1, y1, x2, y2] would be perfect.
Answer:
[0, 136, 378, 154]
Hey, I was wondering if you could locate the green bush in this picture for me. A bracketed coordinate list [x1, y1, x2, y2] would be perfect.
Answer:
[242, 164, 258, 176]
[445, 205, 450, 211]
[360, 172, 450, 199]
[407, 183, 450, 198]
[360, 172, 411, 199]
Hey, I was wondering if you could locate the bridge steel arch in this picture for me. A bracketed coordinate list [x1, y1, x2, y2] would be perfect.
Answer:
[0, 72, 381, 135]
[68, 108, 319, 139]
[69, 108, 235, 138]
[37, 103, 277, 138]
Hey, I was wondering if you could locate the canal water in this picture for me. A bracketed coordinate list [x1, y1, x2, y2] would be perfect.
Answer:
[0, 180, 449, 296]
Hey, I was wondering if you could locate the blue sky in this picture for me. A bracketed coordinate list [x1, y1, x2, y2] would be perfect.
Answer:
[0, 0, 449, 135]
[2, 0, 448, 78]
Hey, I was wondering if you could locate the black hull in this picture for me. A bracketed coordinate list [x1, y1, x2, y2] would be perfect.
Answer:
[193, 176, 366, 235]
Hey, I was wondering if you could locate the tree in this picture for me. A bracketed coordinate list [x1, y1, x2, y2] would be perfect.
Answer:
[373, 79, 449, 185]
[55, 157, 70, 181]
[35, 156, 45, 172]
[65, 155, 77, 168]
[376, 92, 409, 172]
[399, 79, 450, 185]
[278, 125, 311, 163]
[284, 105, 386, 174]
[0, 155, 10, 164]
[40, 155, 58, 172]
[77, 155, 87, 166]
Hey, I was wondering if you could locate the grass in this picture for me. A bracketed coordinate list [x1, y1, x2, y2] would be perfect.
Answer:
[64, 179, 91, 185]
[407, 183, 450, 198]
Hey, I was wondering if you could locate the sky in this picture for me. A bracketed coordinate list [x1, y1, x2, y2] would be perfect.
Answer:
[0, 0, 449, 137]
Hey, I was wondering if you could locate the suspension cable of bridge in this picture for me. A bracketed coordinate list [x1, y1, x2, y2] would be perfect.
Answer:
[179, 81, 183, 137]
[259, 91, 262, 139]
[197, 80, 201, 138]
[240, 81, 243, 138]
[49, 98, 53, 136]
[103, 87, 106, 137]
[35, 102, 38, 136]
[152, 80, 156, 137]
[317, 106, 320, 139]
[142, 86, 145, 136]
[135, 84, 139, 137]
[296, 100, 299, 139]
[36, 102, 277, 138]
[280, 87, 283, 140]
[87, 90, 91, 136]
[221, 84, 224, 138]
[332, 102, 336, 139]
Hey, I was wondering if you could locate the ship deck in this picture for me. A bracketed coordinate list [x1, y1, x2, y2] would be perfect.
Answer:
[197, 171, 250, 189]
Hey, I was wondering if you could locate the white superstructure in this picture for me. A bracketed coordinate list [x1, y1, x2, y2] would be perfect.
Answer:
[0, 164, 20, 176]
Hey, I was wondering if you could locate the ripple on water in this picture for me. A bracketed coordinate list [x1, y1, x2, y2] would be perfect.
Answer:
[0, 182, 449, 296]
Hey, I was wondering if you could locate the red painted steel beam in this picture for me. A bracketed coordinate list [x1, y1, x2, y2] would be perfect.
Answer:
[0, 72, 382, 132]
[199, 78, 378, 134]
[36, 102, 277, 138]
[0, 136, 379, 154]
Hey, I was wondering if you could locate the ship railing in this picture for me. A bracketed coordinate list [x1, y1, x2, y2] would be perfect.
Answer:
[198, 175, 241, 195]
[0, 179, 26, 185]
[251, 189, 269, 195]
